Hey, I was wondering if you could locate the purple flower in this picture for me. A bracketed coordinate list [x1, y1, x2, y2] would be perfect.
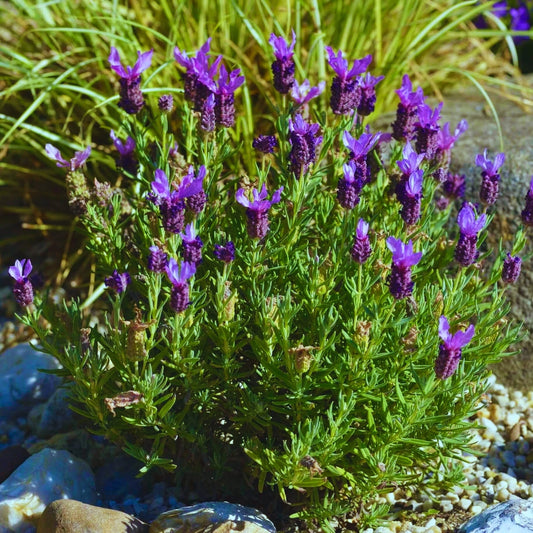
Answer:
[110, 130, 137, 175]
[183, 165, 207, 214]
[357, 72, 384, 116]
[269, 30, 296, 94]
[510, 3, 530, 43]
[108, 47, 153, 114]
[337, 161, 364, 209]
[521, 177, 533, 225]
[148, 246, 168, 273]
[399, 170, 423, 226]
[476, 149, 505, 206]
[180, 224, 203, 265]
[214, 64, 244, 128]
[290, 79, 325, 107]
[396, 142, 425, 177]
[442, 172, 466, 200]
[342, 130, 382, 185]
[325, 46, 372, 115]
[166, 258, 196, 313]
[236, 184, 283, 239]
[415, 102, 443, 159]
[104, 270, 131, 293]
[253, 135, 278, 154]
[437, 120, 468, 152]
[493, 1, 508, 18]
[9, 259, 34, 307]
[386, 237, 422, 300]
[391, 74, 425, 141]
[288, 114, 323, 177]
[502, 252, 522, 283]
[214, 241, 236, 263]
[435, 316, 475, 380]
[200, 93, 216, 132]
[158, 94, 174, 113]
[45, 144, 91, 172]
[351, 219, 372, 264]
[455, 203, 487, 266]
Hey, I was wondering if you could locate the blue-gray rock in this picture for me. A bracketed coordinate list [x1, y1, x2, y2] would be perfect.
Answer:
[458, 498, 533, 533]
[95, 454, 146, 501]
[0, 446, 29, 484]
[34, 385, 80, 438]
[150, 501, 276, 533]
[0, 344, 61, 420]
[0, 448, 97, 532]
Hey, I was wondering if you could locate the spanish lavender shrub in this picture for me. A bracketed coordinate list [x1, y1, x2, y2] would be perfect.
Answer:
[16, 36, 525, 531]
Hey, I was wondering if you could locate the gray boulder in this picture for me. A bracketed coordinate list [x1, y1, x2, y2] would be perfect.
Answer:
[458, 498, 533, 532]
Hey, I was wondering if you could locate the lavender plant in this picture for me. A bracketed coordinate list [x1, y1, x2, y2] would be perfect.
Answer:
[12, 34, 525, 530]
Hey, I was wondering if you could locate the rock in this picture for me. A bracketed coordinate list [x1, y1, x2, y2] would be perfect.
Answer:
[95, 454, 146, 501]
[458, 498, 533, 532]
[438, 79, 533, 391]
[34, 385, 80, 438]
[37, 499, 148, 533]
[0, 446, 29, 484]
[0, 448, 97, 532]
[0, 343, 61, 420]
[150, 502, 276, 533]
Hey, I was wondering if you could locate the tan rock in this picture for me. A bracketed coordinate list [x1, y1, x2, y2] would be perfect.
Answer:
[37, 499, 148, 533]
[150, 502, 276, 533]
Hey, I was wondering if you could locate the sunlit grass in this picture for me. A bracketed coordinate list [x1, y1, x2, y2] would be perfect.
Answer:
[1, 0, 531, 283]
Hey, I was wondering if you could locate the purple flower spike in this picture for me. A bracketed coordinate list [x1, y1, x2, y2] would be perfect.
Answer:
[325, 47, 372, 80]
[415, 102, 443, 159]
[337, 161, 364, 209]
[386, 237, 422, 300]
[343, 130, 380, 161]
[253, 135, 278, 154]
[400, 169, 424, 226]
[290, 79, 325, 106]
[214, 241, 236, 263]
[392, 75, 425, 141]
[236, 184, 283, 239]
[437, 120, 468, 152]
[109, 47, 153, 114]
[476, 149, 505, 206]
[397, 142, 425, 176]
[110, 130, 137, 175]
[45, 144, 91, 172]
[180, 224, 203, 265]
[510, 3, 530, 44]
[269, 30, 296, 94]
[158, 94, 174, 113]
[182, 165, 207, 214]
[9, 259, 34, 307]
[357, 72, 384, 116]
[455, 203, 486, 266]
[200, 93, 216, 132]
[475, 149, 505, 177]
[502, 252, 522, 284]
[442, 172, 466, 200]
[521, 177, 533, 226]
[104, 270, 131, 294]
[351, 219, 372, 264]
[435, 316, 475, 379]
[148, 246, 168, 273]
[214, 64, 244, 128]
[166, 258, 196, 313]
[288, 114, 323, 177]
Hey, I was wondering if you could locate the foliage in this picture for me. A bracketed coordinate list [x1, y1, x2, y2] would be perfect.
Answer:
[12, 30, 526, 530]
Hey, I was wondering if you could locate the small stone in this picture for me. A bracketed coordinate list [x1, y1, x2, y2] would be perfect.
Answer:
[37, 499, 148, 533]
[458, 498, 533, 532]
[460, 498, 473, 511]
[506, 412, 521, 427]
[149, 502, 276, 533]
[0, 448, 96, 531]
[0, 446, 29, 484]
[496, 488, 510, 501]
[501, 450, 516, 467]
[440, 500, 453, 513]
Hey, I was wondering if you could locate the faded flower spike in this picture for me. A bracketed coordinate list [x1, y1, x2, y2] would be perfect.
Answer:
[9, 259, 34, 307]
[253, 135, 278, 154]
[269, 30, 296, 94]
[214, 241, 236, 263]
[45, 144, 91, 172]
[351, 219, 372, 264]
[288, 114, 323, 177]
[166, 258, 196, 313]
[108, 47, 153, 114]
[337, 161, 364, 209]
[391, 74, 425, 141]
[386, 237, 422, 300]
[104, 270, 131, 294]
[454, 203, 487, 267]
[501, 252, 522, 284]
[180, 224, 203, 265]
[475, 149, 505, 206]
[236, 184, 283, 239]
[290, 79, 325, 107]
[148, 245, 168, 273]
[521, 177, 533, 225]
[110, 130, 137, 175]
[435, 316, 475, 379]
[325, 46, 372, 115]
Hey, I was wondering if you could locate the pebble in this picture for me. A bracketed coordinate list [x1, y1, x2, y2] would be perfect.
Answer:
[37, 499, 149, 533]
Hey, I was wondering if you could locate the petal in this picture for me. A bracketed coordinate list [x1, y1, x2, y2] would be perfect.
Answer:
[71, 146, 91, 170]
[131, 49, 153, 78]
[438, 316, 451, 343]
[271, 186, 283, 204]
[21, 258, 33, 278]
[235, 188, 250, 207]
[180, 261, 196, 281]
[356, 218, 369, 238]
[45, 144, 69, 167]
[108, 46, 128, 78]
